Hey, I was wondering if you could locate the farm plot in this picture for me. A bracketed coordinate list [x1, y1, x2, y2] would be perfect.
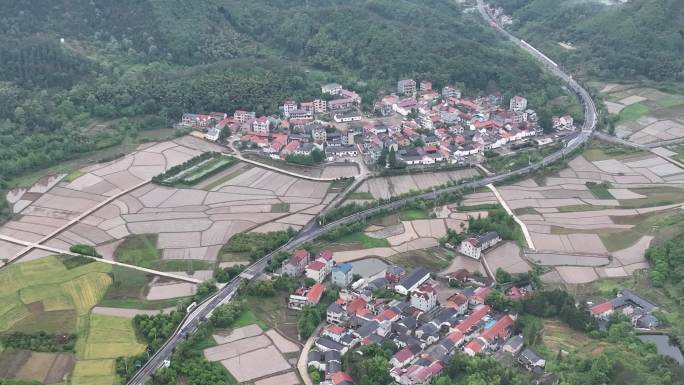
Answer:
[38, 159, 334, 266]
[0, 350, 75, 385]
[599, 85, 684, 144]
[357, 169, 479, 199]
[0, 136, 213, 248]
[205, 324, 299, 384]
[495, 146, 684, 284]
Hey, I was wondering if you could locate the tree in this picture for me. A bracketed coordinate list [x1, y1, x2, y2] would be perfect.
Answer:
[485, 289, 511, 312]
[387, 147, 397, 168]
[210, 301, 244, 328]
[495, 268, 512, 283]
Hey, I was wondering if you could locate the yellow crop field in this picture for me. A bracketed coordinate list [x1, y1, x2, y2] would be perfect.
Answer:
[71, 358, 116, 385]
[62, 273, 112, 315]
[83, 314, 145, 360]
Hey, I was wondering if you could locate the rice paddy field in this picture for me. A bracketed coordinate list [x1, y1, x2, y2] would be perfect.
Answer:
[0, 256, 156, 384]
[597, 83, 684, 145]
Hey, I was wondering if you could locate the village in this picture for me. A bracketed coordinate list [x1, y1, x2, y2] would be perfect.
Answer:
[176, 79, 577, 169]
[246, 224, 666, 385]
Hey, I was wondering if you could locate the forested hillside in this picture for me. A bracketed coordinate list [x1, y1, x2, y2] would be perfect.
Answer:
[489, 0, 684, 82]
[0, 0, 569, 189]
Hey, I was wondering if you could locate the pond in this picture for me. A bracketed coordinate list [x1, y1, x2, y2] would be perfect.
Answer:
[638, 334, 684, 364]
[348, 258, 389, 278]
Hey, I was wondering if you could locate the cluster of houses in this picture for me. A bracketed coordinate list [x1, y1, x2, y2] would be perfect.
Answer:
[300, 261, 545, 385]
[176, 78, 576, 169]
[365, 79, 574, 166]
[590, 289, 660, 329]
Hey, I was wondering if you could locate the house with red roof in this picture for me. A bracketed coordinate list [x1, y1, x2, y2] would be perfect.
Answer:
[590, 301, 614, 320]
[444, 293, 468, 315]
[464, 339, 483, 356]
[390, 345, 422, 368]
[323, 324, 346, 342]
[252, 116, 270, 133]
[446, 330, 464, 346]
[288, 283, 325, 310]
[281, 140, 300, 157]
[308, 283, 326, 304]
[331, 371, 356, 385]
[456, 305, 491, 334]
[283, 249, 310, 277]
[479, 315, 515, 345]
[306, 260, 329, 283]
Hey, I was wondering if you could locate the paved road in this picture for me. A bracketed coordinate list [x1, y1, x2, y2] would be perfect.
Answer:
[127, 4, 599, 383]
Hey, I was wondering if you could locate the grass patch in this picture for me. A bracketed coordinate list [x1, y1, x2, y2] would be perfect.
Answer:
[582, 140, 644, 161]
[114, 234, 160, 268]
[539, 319, 607, 357]
[557, 204, 610, 213]
[617, 103, 652, 123]
[457, 203, 501, 212]
[387, 247, 452, 271]
[513, 207, 539, 215]
[271, 203, 291, 213]
[586, 182, 614, 199]
[619, 187, 684, 209]
[202, 165, 250, 191]
[71, 359, 116, 385]
[666, 143, 684, 163]
[398, 209, 429, 221]
[337, 232, 390, 249]
[232, 309, 268, 331]
[64, 170, 84, 182]
[599, 231, 642, 252]
[655, 94, 684, 108]
[82, 313, 145, 360]
[348, 191, 374, 200]
[243, 293, 299, 341]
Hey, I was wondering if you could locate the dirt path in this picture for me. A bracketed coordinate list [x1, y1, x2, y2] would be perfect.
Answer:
[297, 324, 323, 385]
[486, 184, 536, 250]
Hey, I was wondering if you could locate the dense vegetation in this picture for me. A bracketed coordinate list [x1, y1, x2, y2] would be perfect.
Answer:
[222, 228, 295, 261]
[489, 0, 684, 82]
[343, 342, 396, 385]
[0, 0, 571, 197]
[467, 207, 524, 244]
[0, 332, 76, 352]
[646, 236, 684, 291]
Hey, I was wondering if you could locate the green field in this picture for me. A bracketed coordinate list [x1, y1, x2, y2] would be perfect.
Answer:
[667, 144, 684, 163]
[232, 309, 268, 331]
[0, 256, 148, 385]
[347, 192, 374, 200]
[398, 209, 430, 221]
[655, 94, 684, 108]
[388, 247, 452, 271]
[582, 140, 644, 162]
[0, 256, 112, 333]
[113, 234, 213, 272]
[617, 103, 651, 123]
[337, 232, 391, 249]
[586, 182, 614, 200]
[457, 203, 501, 212]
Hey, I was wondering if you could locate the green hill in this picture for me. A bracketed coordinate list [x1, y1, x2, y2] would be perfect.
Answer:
[0, 0, 570, 191]
[489, 0, 684, 83]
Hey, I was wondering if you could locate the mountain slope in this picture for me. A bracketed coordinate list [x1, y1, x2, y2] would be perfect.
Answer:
[490, 0, 684, 82]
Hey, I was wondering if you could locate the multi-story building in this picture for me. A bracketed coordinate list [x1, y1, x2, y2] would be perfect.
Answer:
[234, 110, 255, 124]
[410, 283, 437, 312]
[459, 231, 501, 259]
[283, 100, 298, 117]
[332, 263, 353, 287]
[282, 249, 310, 276]
[509, 95, 528, 112]
[397, 79, 417, 96]
[420, 80, 432, 92]
[322, 83, 343, 95]
[252, 116, 270, 133]
[314, 99, 328, 113]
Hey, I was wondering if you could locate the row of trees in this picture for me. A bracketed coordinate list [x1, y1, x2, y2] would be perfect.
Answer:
[0, 332, 76, 352]
[222, 228, 296, 261]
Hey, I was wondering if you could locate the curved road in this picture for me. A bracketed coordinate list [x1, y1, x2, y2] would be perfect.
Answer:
[127, 3, 598, 383]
